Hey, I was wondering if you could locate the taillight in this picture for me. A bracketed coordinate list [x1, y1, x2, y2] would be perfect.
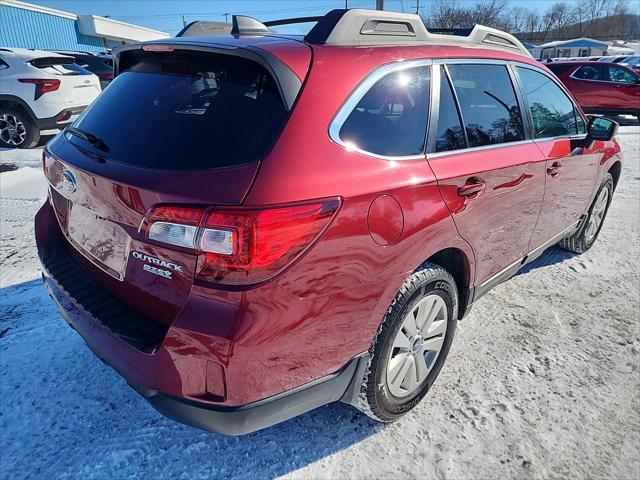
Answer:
[143, 199, 341, 285]
[18, 79, 60, 100]
[98, 73, 114, 80]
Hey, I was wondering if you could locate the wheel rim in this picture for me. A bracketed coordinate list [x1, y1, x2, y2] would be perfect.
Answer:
[585, 187, 609, 243]
[386, 294, 448, 398]
[0, 114, 27, 146]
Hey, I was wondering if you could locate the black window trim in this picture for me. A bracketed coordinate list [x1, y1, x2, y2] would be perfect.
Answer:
[427, 59, 532, 157]
[328, 58, 434, 161]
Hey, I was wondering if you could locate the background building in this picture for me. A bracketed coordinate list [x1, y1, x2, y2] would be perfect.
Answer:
[532, 38, 609, 59]
[0, 0, 169, 53]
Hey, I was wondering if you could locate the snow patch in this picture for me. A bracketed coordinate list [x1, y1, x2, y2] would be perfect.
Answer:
[0, 166, 47, 201]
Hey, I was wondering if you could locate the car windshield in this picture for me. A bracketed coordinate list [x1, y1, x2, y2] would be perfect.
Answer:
[68, 50, 288, 170]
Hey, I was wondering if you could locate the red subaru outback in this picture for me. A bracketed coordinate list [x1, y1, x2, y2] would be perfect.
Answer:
[36, 9, 622, 435]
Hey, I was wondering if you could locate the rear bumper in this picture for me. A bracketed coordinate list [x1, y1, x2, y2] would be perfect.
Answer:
[42, 272, 367, 434]
[36, 201, 371, 434]
[35, 106, 87, 130]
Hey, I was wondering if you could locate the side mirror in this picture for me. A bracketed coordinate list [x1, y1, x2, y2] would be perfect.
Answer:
[587, 116, 618, 142]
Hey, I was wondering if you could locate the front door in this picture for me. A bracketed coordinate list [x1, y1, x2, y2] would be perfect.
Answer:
[605, 64, 640, 110]
[515, 66, 601, 250]
[427, 64, 546, 286]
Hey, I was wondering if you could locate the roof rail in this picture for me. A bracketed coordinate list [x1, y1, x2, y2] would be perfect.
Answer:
[304, 9, 532, 57]
[176, 9, 532, 58]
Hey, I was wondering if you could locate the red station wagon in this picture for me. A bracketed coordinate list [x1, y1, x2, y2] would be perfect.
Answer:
[547, 61, 640, 119]
[36, 9, 622, 435]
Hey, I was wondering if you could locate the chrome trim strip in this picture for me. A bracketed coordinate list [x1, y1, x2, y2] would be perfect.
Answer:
[476, 220, 581, 292]
[427, 139, 534, 159]
[476, 256, 523, 291]
[526, 221, 581, 259]
[328, 59, 433, 161]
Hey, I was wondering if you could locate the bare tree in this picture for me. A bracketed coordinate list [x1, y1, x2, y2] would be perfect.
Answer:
[424, 0, 636, 42]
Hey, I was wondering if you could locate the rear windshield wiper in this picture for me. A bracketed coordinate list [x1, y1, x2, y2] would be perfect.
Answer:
[66, 126, 110, 153]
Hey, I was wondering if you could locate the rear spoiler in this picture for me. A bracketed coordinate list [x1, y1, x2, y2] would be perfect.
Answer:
[112, 42, 303, 110]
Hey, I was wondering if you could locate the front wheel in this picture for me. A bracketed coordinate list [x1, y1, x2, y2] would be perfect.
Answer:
[355, 263, 458, 422]
[0, 108, 40, 149]
[559, 173, 613, 254]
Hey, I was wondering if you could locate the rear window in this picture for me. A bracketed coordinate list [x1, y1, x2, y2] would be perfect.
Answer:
[69, 50, 287, 170]
[572, 64, 607, 81]
[29, 57, 89, 75]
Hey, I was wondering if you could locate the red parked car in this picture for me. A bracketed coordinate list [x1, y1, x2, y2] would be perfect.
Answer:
[547, 61, 640, 119]
[36, 9, 622, 435]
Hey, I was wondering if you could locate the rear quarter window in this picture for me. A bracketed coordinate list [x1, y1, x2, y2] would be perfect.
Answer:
[69, 50, 288, 170]
[337, 66, 430, 157]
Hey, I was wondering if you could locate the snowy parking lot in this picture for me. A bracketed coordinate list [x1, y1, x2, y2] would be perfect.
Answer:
[1, 127, 639, 479]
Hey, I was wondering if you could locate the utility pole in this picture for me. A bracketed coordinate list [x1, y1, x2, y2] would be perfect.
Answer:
[376, 0, 384, 10]
[224, 13, 229, 23]
[345, 0, 348, 8]
[415, 0, 420, 14]
[181, 14, 186, 27]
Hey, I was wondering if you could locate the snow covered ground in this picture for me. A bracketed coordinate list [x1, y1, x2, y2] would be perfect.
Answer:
[1, 129, 639, 480]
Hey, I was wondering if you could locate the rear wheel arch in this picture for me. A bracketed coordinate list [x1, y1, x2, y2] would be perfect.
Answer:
[418, 247, 472, 319]
[0, 95, 36, 122]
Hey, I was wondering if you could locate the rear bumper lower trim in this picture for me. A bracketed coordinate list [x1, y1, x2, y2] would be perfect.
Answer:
[144, 353, 369, 435]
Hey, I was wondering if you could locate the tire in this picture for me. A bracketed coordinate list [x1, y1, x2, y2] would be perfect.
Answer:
[0, 107, 40, 149]
[559, 173, 613, 254]
[355, 263, 458, 422]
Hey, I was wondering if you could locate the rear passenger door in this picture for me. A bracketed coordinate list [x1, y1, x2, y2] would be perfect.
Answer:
[515, 66, 599, 250]
[426, 63, 546, 287]
[568, 64, 610, 108]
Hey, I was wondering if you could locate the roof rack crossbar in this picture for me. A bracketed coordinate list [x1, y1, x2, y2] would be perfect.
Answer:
[263, 16, 324, 27]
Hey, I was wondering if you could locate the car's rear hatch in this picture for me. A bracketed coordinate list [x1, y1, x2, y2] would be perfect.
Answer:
[44, 40, 309, 326]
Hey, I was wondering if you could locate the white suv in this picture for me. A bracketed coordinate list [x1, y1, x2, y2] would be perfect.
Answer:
[0, 48, 102, 148]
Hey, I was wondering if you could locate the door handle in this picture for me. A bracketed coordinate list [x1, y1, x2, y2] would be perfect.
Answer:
[547, 162, 563, 177]
[457, 179, 486, 198]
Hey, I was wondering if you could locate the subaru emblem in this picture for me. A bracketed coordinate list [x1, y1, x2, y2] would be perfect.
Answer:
[60, 170, 77, 194]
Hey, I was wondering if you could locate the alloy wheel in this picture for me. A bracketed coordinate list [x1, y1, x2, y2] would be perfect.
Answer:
[0, 114, 27, 146]
[585, 187, 609, 243]
[386, 294, 448, 398]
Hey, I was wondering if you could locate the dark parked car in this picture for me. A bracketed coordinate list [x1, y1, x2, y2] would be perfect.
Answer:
[547, 61, 640, 119]
[53, 51, 113, 88]
[37, 9, 622, 435]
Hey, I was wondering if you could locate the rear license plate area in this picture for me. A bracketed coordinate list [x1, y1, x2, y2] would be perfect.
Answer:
[67, 204, 130, 280]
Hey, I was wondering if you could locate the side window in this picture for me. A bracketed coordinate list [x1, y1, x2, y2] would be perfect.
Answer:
[547, 64, 573, 76]
[608, 65, 636, 84]
[517, 67, 578, 138]
[434, 66, 465, 152]
[447, 64, 524, 148]
[0, 58, 8, 70]
[572, 64, 606, 81]
[338, 66, 430, 156]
